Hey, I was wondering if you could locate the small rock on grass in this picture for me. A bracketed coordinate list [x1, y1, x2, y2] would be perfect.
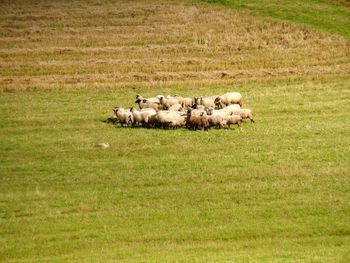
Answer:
[95, 143, 110, 148]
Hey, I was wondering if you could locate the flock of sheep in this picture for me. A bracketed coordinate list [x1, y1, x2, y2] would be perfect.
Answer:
[108, 92, 254, 131]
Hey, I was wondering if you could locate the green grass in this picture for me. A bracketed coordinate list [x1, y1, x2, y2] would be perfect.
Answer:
[199, 0, 350, 39]
[1, 77, 350, 262]
[1, 0, 350, 261]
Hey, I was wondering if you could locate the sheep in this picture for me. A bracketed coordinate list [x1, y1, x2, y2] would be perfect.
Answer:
[231, 108, 255, 122]
[147, 113, 159, 128]
[169, 114, 186, 129]
[206, 108, 231, 129]
[208, 114, 227, 129]
[207, 108, 228, 116]
[135, 98, 161, 111]
[194, 96, 215, 108]
[176, 96, 193, 109]
[226, 114, 242, 128]
[186, 110, 209, 131]
[191, 103, 205, 110]
[130, 107, 156, 127]
[135, 95, 161, 104]
[157, 110, 184, 129]
[223, 104, 241, 115]
[130, 107, 143, 126]
[168, 103, 183, 111]
[113, 107, 133, 127]
[140, 108, 157, 127]
[188, 108, 207, 117]
[110, 91, 251, 131]
[215, 92, 243, 108]
[159, 96, 179, 110]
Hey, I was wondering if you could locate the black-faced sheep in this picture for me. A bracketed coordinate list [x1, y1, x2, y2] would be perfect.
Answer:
[136, 95, 161, 104]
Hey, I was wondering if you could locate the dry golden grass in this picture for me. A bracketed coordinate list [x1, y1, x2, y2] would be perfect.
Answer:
[0, 0, 349, 91]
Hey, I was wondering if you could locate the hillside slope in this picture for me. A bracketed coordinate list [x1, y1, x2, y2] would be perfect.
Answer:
[199, 0, 350, 39]
[0, 0, 349, 91]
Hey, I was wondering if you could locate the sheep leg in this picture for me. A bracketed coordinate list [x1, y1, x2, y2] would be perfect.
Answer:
[249, 114, 255, 123]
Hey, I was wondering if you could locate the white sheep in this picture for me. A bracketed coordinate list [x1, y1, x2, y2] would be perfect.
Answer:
[135, 98, 161, 111]
[208, 114, 227, 129]
[129, 108, 155, 127]
[188, 108, 207, 117]
[226, 114, 242, 128]
[215, 92, 243, 108]
[194, 96, 215, 108]
[157, 110, 185, 129]
[168, 103, 183, 111]
[206, 108, 232, 129]
[231, 108, 255, 122]
[113, 107, 133, 127]
[140, 108, 157, 125]
[159, 96, 179, 110]
[136, 95, 162, 104]
[223, 104, 241, 115]
[176, 96, 193, 109]
[130, 107, 143, 126]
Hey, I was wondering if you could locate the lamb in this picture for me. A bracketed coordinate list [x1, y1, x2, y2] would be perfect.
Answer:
[159, 96, 179, 110]
[135, 98, 161, 111]
[215, 92, 243, 108]
[113, 107, 133, 127]
[226, 114, 242, 128]
[231, 108, 255, 122]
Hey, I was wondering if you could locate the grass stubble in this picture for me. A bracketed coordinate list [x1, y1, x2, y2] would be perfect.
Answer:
[0, 0, 349, 262]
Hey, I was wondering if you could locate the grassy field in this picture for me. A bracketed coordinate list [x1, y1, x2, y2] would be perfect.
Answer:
[199, 0, 350, 39]
[1, 0, 350, 262]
